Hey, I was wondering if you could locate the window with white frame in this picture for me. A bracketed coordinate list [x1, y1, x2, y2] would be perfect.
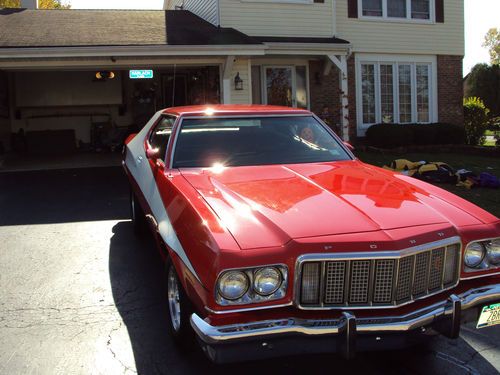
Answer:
[358, 60, 433, 125]
[360, 0, 432, 20]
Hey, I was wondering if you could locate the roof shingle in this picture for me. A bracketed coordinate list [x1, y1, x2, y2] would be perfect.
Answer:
[0, 9, 260, 48]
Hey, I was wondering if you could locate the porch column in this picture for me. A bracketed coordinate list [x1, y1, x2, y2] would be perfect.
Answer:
[327, 54, 349, 142]
[222, 55, 235, 104]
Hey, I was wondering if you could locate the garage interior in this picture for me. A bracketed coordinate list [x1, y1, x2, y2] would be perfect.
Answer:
[0, 65, 221, 172]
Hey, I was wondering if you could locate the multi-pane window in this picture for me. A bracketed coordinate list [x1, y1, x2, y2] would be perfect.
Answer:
[387, 0, 406, 17]
[361, 64, 376, 124]
[416, 65, 430, 122]
[398, 65, 412, 123]
[362, 0, 382, 16]
[359, 61, 432, 125]
[360, 0, 431, 20]
[380, 65, 394, 123]
[411, 0, 430, 19]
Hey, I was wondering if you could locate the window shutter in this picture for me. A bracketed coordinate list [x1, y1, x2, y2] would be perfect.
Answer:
[348, 0, 358, 18]
[435, 0, 444, 23]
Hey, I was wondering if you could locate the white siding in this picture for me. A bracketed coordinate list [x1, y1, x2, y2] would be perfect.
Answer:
[336, 0, 464, 55]
[165, 0, 219, 25]
[230, 58, 251, 104]
[219, 0, 334, 37]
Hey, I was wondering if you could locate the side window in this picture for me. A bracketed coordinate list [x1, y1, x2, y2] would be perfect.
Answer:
[149, 115, 176, 160]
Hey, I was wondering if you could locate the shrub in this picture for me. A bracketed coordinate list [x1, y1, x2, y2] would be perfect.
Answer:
[365, 124, 413, 148]
[488, 116, 500, 131]
[434, 123, 466, 145]
[464, 97, 490, 145]
[411, 124, 438, 145]
[365, 123, 465, 148]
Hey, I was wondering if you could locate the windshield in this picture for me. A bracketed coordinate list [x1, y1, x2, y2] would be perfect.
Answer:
[172, 116, 351, 168]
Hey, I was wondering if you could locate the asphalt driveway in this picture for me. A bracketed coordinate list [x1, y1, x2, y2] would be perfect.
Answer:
[0, 167, 499, 374]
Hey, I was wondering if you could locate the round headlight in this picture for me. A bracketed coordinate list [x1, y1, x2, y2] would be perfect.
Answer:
[218, 271, 249, 300]
[253, 267, 282, 296]
[486, 239, 500, 265]
[465, 242, 486, 268]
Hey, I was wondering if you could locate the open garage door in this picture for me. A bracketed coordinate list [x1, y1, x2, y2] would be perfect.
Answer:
[0, 65, 220, 172]
[0, 70, 9, 163]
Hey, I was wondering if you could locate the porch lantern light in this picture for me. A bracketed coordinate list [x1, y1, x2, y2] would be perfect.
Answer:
[234, 72, 243, 91]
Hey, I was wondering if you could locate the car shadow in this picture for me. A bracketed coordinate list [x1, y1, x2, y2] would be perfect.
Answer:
[0, 167, 129, 226]
[109, 221, 500, 375]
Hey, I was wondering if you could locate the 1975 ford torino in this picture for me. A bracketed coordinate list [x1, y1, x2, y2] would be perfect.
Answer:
[123, 105, 500, 363]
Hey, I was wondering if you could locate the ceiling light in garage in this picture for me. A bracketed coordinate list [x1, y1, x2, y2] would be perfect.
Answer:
[95, 71, 115, 81]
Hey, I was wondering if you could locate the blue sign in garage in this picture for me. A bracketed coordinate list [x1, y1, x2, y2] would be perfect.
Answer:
[129, 70, 154, 79]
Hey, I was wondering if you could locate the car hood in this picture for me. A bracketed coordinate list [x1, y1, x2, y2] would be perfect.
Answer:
[180, 161, 488, 250]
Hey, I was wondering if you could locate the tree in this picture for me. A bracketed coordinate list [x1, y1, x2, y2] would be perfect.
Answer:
[483, 28, 500, 65]
[0, 0, 70, 8]
[465, 63, 500, 117]
[464, 97, 490, 146]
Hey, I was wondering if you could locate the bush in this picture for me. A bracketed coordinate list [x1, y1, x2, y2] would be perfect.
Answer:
[434, 123, 466, 145]
[488, 116, 500, 131]
[365, 123, 465, 148]
[464, 97, 490, 145]
[365, 124, 413, 148]
[411, 124, 438, 145]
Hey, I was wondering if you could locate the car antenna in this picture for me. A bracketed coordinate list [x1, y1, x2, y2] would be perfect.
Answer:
[172, 63, 176, 107]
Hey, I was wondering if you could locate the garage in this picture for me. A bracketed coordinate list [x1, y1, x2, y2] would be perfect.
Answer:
[0, 65, 220, 171]
[0, 8, 263, 171]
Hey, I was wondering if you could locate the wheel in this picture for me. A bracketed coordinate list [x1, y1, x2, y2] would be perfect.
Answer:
[130, 190, 147, 235]
[165, 259, 195, 347]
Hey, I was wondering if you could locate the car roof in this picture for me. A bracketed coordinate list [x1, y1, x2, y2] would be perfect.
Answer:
[161, 104, 312, 117]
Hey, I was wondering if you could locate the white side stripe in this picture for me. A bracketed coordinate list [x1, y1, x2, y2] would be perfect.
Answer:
[126, 111, 201, 282]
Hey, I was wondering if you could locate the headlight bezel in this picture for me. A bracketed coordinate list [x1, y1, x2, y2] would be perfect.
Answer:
[216, 264, 288, 306]
[464, 237, 500, 273]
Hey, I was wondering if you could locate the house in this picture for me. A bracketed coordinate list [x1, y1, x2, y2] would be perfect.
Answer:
[0, 0, 464, 156]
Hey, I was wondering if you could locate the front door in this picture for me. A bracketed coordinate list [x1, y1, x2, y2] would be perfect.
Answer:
[264, 66, 295, 107]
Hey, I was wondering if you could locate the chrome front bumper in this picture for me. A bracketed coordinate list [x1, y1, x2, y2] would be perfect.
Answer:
[191, 284, 500, 363]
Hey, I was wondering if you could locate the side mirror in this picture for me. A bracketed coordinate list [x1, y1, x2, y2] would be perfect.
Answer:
[343, 141, 355, 151]
[146, 147, 161, 160]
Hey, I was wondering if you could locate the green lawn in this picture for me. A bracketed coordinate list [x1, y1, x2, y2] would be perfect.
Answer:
[355, 150, 500, 218]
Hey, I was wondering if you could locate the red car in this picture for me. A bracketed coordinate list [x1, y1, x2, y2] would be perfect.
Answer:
[123, 105, 500, 363]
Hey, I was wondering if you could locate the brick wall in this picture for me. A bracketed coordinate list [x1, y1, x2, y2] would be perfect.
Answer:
[309, 54, 463, 140]
[437, 55, 464, 125]
[308, 60, 341, 133]
[308, 58, 358, 141]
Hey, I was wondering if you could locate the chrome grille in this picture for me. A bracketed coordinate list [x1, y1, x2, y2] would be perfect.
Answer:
[324, 261, 346, 304]
[396, 256, 414, 302]
[297, 240, 461, 309]
[373, 260, 395, 303]
[429, 247, 445, 291]
[413, 252, 430, 296]
[349, 260, 371, 303]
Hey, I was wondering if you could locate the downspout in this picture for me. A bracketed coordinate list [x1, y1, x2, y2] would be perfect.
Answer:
[217, 0, 222, 27]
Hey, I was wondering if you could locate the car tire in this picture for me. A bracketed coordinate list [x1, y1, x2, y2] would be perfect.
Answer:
[130, 190, 147, 235]
[165, 259, 195, 348]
